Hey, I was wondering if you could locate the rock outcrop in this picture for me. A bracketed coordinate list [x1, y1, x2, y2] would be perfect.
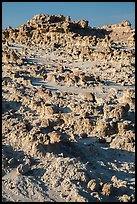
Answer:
[2, 13, 135, 203]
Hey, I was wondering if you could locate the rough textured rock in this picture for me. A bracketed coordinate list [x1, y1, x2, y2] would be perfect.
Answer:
[110, 131, 135, 152]
[2, 13, 135, 202]
[87, 179, 101, 191]
[79, 92, 96, 102]
[17, 163, 30, 175]
[101, 183, 112, 196]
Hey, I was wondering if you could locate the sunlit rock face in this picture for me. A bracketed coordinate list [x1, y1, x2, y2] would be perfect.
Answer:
[2, 13, 135, 203]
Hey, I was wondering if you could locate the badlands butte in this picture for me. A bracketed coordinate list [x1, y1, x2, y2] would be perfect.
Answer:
[2, 14, 135, 202]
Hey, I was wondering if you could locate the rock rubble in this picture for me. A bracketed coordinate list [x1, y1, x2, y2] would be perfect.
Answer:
[2, 13, 135, 202]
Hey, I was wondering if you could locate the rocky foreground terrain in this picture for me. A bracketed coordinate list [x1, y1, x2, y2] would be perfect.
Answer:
[2, 14, 135, 202]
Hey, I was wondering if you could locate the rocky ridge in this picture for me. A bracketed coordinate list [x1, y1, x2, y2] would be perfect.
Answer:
[2, 14, 135, 202]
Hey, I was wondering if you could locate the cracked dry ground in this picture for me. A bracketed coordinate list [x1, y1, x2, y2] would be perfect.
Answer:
[2, 44, 135, 202]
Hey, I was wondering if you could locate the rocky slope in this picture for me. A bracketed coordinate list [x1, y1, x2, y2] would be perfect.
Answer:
[2, 14, 135, 202]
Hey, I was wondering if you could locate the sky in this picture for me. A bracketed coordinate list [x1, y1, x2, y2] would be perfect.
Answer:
[2, 2, 135, 29]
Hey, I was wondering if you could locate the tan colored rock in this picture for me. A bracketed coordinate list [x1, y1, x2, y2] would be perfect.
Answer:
[87, 179, 100, 191]
[103, 104, 114, 118]
[101, 183, 112, 196]
[118, 89, 135, 109]
[119, 194, 133, 202]
[111, 176, 127, 188]
[2, 51, 10, 62]
[117, 120, 132, 135]
[95, 118, 118, 136]
[110, 131, 135, 152]
[79, 92, 96, 102]
[110, 102, 130, 120]
[48, 131, 66, 144]
[17, 163, 30, 175]
[2, 13, 135, 202]
[78, 20, 88, 28]
[31, 141, 46, 157]
[120, 20, 131, 27]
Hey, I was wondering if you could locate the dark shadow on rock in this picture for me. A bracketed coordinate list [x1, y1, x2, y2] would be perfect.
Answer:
[24, 174, 53, 201]
[69, 25, 112, 38]
[31, 77, 60, 92]
[2, 144, 40, 176]
[2, 99, 34, 117]
[126, 111, 135, 123]
[37, 135, 135, 201]
[2, 144, 26, 173]
[2, 100, 22, 114]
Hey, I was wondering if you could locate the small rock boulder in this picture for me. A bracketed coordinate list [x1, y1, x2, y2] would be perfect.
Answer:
[79, 92, 96, 102]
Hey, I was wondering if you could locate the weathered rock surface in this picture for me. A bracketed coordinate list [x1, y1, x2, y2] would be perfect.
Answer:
[2, 13, 135, 202]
